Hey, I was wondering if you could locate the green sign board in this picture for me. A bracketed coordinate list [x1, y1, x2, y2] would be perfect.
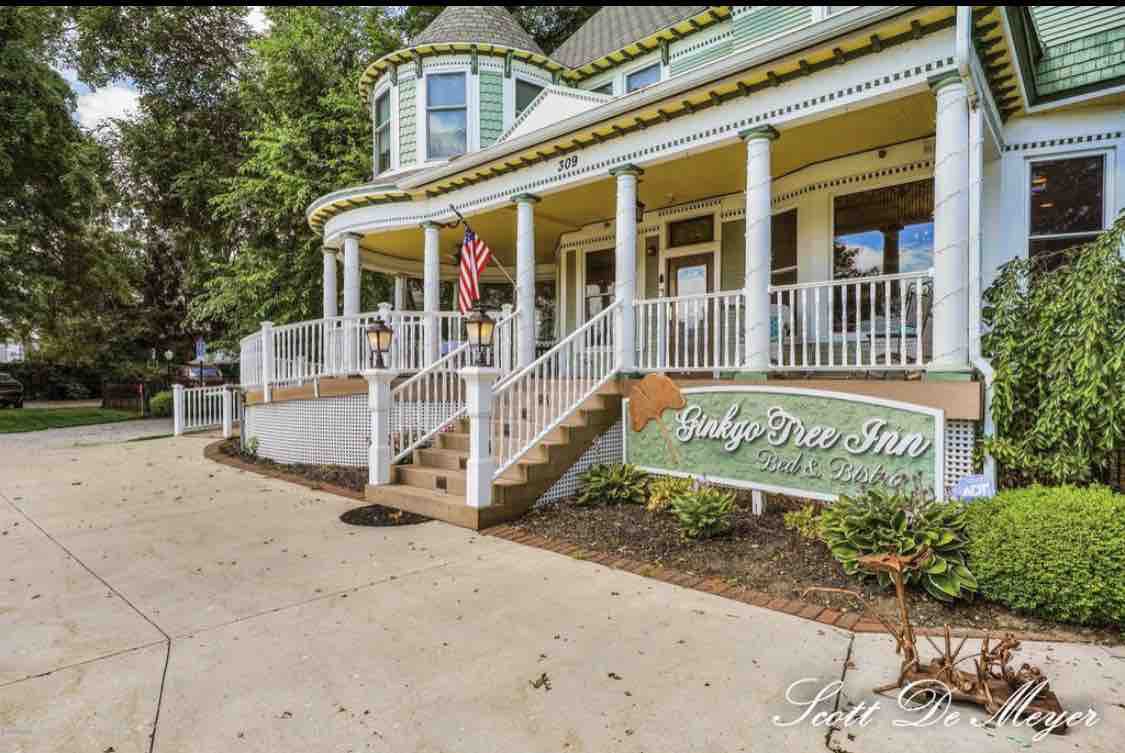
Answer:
[624, 386, 945, 501]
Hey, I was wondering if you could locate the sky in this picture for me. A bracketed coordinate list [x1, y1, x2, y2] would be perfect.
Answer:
[835, 222, 934, 275]
[60, 7, 270, 129]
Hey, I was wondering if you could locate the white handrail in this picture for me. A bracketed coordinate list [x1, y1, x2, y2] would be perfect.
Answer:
[390, 308, 520, 463]
[768, 269, 933, 371]
[491, 300, 620, 478]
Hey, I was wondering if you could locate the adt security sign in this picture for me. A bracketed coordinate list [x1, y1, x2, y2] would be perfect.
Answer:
[950, 474, 995, 502]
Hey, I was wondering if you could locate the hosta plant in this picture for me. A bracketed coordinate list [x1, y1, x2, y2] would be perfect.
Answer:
[670, 483, 736, 540]
[783, 503, 823, 541]
[576, 464, 648, 506]
[647, 475, 694, 513]
[819, 485, 977, 602]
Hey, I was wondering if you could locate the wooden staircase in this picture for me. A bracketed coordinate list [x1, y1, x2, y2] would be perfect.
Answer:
[366, 380, 623, 529]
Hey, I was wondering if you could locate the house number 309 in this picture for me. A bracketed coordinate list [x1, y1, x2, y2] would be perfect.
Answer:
[557, 155, 579, 173]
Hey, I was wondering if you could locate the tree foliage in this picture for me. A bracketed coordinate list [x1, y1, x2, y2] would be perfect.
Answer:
[982, 212, 1125, 485]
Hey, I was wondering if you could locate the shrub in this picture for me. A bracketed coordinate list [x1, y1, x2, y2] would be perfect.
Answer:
[784, 503, 823, 541]
[670, 484, 735, 540]
[576, 464, 648, 506]
[966, 485, 1125, 626]
[819, 486, 977, 602]
[647, 475, 694, 513]
[149, 390, 173, 417]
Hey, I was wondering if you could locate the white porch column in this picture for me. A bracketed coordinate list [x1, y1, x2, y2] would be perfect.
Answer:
[740, 125, 778, 376]
[260, 321, 274, 403]
[364, 368, 399, 486]
[221, 385, 234, 439]
[422, 221, 442, 365]
[172, 384, 185, 436]
[512, 193, 539, 368]
[322, 248, 338, 318]
[342, 233, 361, 317]
[393, 273, 407, 310]
[929, 73, 971, 375]
[460, 366, 499, 508]
[610, 165, 642, 372]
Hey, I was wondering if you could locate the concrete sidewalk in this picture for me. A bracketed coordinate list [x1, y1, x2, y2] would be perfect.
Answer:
[0, 436, 1121, 752]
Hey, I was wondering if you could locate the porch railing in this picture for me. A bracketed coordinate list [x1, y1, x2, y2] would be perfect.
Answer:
[173, 384, 241, 436]
[492, 300, 620, 478]
[634, 291, 745, 372]
[390, 308, 519, 463]
[769, 270, 933, 370]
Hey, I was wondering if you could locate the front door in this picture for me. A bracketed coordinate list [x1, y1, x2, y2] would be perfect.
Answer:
[666, 254, 714, 369]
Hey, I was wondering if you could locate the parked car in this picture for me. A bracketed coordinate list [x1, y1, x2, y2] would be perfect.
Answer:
[0, 372, 24, 408]
[172, 364, 226, 387]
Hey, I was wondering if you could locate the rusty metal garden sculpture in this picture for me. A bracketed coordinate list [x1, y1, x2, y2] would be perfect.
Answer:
[806, 550, 1067, 732]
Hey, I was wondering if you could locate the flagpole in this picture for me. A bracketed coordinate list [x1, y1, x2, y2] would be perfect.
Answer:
[449, 205, 518, 288]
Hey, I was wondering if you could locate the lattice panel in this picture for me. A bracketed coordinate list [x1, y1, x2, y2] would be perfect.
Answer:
[246, 395, 369, 467]
[944, 419, 977, 492]
[536, 420, 624, 506]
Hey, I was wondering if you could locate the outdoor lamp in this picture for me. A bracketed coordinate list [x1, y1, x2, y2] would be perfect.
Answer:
[366, 317, 394, 370]
[464, 303, 495, 367]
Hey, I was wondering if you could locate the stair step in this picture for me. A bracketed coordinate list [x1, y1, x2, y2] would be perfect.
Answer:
[395, 464, 523, 493]
[436, 429, 568, 454]
[365, 484, 510, 531]
[412, 446, 546, 476]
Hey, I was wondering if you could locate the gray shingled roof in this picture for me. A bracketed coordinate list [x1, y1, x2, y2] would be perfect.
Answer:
[410, 6, 544, 55]
[551, 6, 709, 68]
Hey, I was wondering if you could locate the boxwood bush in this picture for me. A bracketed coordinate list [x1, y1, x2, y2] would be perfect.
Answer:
[966, 485, 1125, 626]
[149, 390, 173, 417]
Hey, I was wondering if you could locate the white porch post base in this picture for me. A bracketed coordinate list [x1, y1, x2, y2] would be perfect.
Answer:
[365, 369, 399, 486]
[513, 194, 539, 369]
[740, 125, 778, 375]
[221, 386, 234, 439]
[260, 321, 274, 403]
[460, 366, 499, 509]
[610, 165, 642, 372]
[422, 222, 442, 365]
[929, 73, 971, 376]
[172, 384, 185, 436]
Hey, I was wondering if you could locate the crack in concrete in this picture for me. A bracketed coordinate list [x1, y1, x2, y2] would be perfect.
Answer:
[2, 489, 173, 753]
[825, 634, 856, 753]
[0, 639, 167, 689]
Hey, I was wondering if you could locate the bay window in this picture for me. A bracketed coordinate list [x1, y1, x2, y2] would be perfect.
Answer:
[426, 72, 467, 160]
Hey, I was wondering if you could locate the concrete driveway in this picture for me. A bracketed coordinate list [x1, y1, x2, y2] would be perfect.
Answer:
[1, 435, 1122, 752]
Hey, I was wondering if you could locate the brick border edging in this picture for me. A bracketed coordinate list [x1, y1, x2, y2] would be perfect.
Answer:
[482, 524, 1104, 645]
[203, 440, 366, 502]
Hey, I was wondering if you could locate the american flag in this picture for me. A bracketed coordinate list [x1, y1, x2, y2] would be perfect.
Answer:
[457, 227, 493, 314]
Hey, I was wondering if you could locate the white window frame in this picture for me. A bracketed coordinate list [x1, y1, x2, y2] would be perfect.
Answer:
[1024, 147, 1114, 260]
[372, 87, 393, 176]
[623, 60, 663, 94]
[424, 70, 469, 162]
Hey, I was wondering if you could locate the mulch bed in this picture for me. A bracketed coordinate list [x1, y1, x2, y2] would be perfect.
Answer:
[214, 438, 427, 527]
[510, 494, 1122, 644]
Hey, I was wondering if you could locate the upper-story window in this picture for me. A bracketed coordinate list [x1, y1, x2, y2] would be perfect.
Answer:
[373, 91, 391, 175]
[625, 63, 661, 93]
[1028, 155, 1106, 269]
[426, 72, 467, 160]
[516, 79, 545, 115]
[591, 82, 614, 96]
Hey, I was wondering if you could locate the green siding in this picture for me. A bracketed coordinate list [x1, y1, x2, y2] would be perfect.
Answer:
[669, 39, 734, 76]
[399, 77, 417, 166]
[732, 7, 812, 49]
[479, 72, 504, 147]
[1035, 25, 1125, 96]
[644, 237, 660, 299]
[1030, 7, 1125, 48]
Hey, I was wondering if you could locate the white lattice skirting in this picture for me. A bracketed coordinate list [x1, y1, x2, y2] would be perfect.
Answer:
[245, 396, 977, 499]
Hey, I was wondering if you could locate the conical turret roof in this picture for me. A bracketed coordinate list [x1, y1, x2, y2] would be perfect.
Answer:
[411, 6, 544, 55]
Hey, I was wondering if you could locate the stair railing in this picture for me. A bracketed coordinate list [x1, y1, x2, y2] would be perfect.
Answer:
[390, 307, 520, 463]
[491, 300, 620, 478]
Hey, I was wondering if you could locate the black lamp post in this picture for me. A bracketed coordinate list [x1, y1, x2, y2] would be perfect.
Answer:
[366, 317, 394, 369]
[464, 303, 496, 367]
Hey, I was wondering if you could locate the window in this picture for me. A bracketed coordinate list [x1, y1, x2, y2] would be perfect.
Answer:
[535, 280, 556, 341]
[1028, 155, 1105, 269]
[426, 72, 467, 160]
[625, 63, 660, 93]
[584, 249, 615, 319]
[516, 79, 544, 115]
[591, 82, 614, 96]
[668, 215, 714, 247]
[771, 210, 798, 285]
[373, 91, 391, 174]
[833, 180, 934, 278]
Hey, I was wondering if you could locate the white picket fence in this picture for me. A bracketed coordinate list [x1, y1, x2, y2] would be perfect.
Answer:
[173, 385, 241, 437]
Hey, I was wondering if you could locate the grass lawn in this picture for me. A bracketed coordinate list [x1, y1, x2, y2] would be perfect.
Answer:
[0, 407, 142, 434]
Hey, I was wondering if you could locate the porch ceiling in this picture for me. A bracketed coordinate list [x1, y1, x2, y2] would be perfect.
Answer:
[356, 92, 937, 268]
